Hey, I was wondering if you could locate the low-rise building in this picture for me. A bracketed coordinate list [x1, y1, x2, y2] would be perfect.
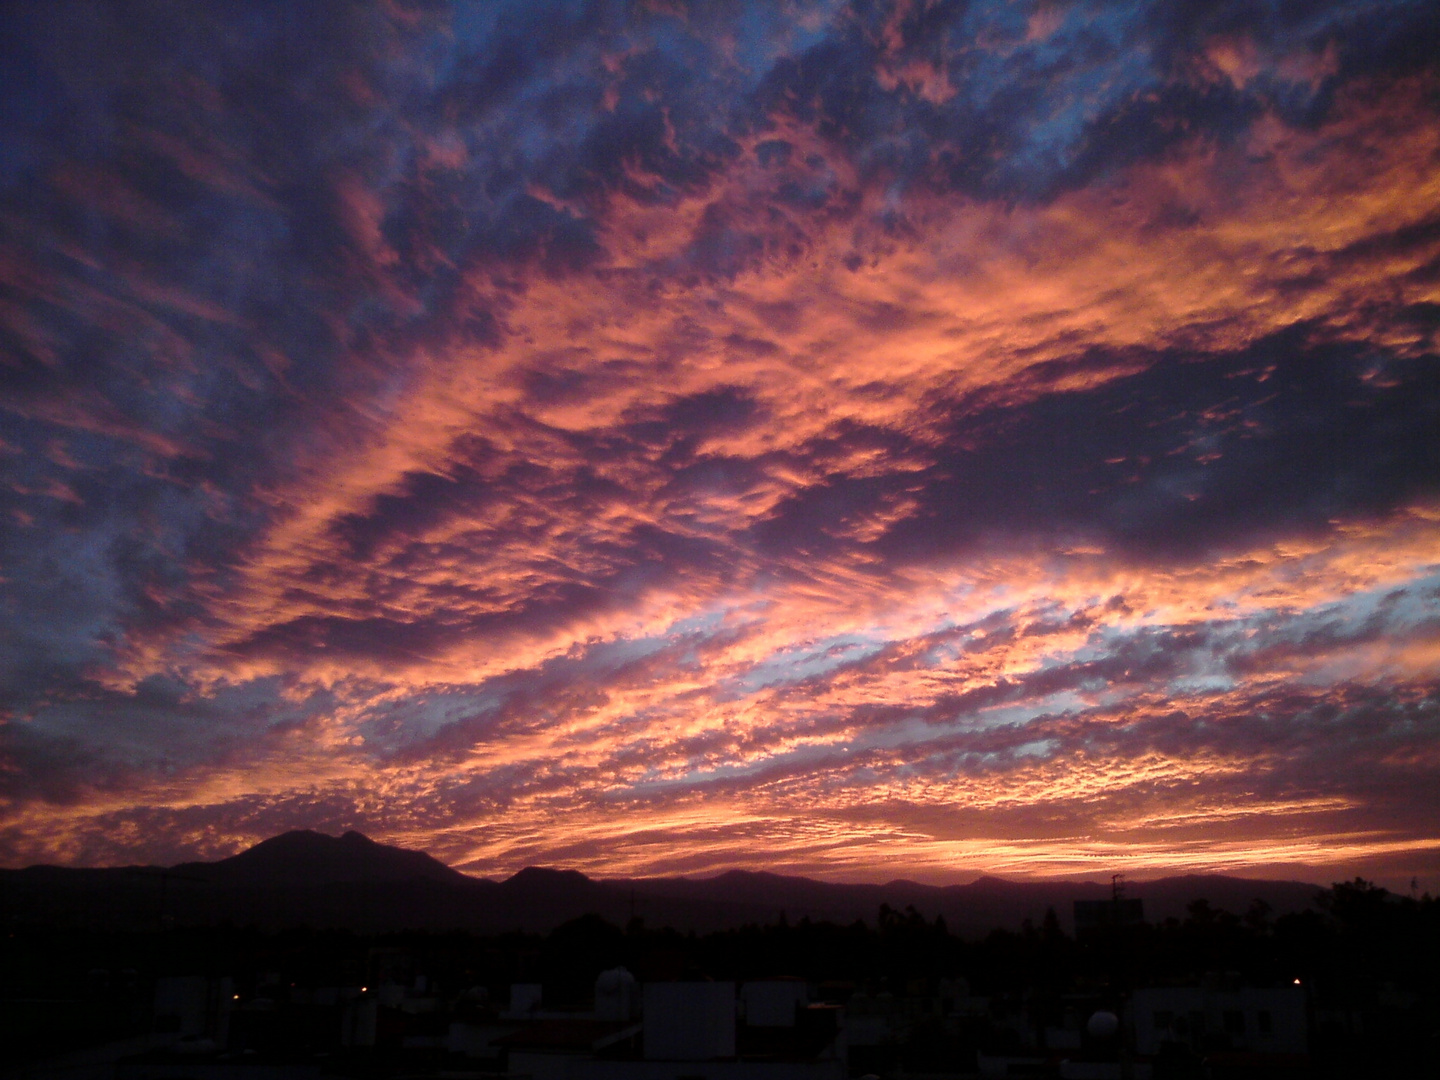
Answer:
[1131, 985, 1306, 1056]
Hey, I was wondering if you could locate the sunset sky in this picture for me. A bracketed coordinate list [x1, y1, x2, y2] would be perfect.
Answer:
[3, 0, 1439, 889]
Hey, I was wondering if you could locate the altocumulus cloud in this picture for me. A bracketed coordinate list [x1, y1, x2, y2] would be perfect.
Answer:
[1, 0, 1439, 886]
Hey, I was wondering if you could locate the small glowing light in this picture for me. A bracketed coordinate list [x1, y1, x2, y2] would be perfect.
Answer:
[361, 986, 368, 992]
[232, 994, 240, 1000]
[1293, 979, 1301, 985]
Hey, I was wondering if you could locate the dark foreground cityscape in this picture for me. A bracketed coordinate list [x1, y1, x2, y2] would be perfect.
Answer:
[3, 833, 1436, 1080]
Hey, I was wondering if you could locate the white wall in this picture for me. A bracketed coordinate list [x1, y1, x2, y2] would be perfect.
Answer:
[741, 981, 807, 1027]
[643, 982, 736, 1061]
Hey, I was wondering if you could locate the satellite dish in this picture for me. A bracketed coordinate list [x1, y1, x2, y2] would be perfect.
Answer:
[1087, 1010, 1120, 1038]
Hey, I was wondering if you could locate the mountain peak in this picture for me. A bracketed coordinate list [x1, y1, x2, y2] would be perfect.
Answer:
[506, 866, 595, 888]
[191, 829, 468, 887]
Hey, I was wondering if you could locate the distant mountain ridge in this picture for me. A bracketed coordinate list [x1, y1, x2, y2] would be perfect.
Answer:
[620, 866, 1325, 935]
[0, 829, 1326, 936]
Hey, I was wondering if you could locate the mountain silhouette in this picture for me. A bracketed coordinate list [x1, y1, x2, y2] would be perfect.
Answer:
[173, 829, 470, 887]
[0, 830, 1326, 935]
[620, 867, 1324, 935]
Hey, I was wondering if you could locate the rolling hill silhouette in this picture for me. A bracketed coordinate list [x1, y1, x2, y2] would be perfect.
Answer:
[0, 830, 1325, 935]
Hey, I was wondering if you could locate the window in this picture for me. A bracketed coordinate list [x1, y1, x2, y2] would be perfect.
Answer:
[1223, 1010, 1245, 1035]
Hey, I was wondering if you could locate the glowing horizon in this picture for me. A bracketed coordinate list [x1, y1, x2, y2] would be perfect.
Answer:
[2, 0, 1438, 893]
